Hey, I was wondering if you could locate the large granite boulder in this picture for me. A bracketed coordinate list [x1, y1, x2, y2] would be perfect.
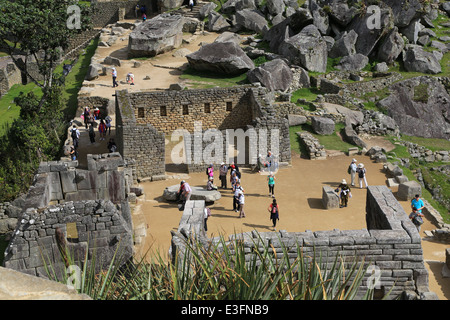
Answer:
[163, 185, 222, 202]
[311, 116, 335, 135]
[346, 8, 393, 57]
[322, 0, 357, 27]
[158, 0, 184, 12]
[266, 0, 285, 16]
[199, 2, 218, 20]
[186, 41, 255, 75]
[235, 9, 269, 35]
[310, 0, 330, 35]
[279, 24, 328, 73]
[402, 45, 442, 74]
[335, 53, 369, 72]
[328, 30, 357, 58]
[397, 181, 422, 201]
[377, 76, 450, 139]
[377, 26, 404, 64]
[263, 8, 314, 52]
[127, 14, 184, 58]
[383, 0, 430, 28]
[208, 11, 231, 32]
[247, 59, 293, 91]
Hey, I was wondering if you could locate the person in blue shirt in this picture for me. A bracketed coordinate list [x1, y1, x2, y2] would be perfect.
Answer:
[411, 194, 424, 213]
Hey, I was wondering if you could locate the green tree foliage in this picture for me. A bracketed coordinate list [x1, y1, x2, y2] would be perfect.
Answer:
[0, 84, 65, 201]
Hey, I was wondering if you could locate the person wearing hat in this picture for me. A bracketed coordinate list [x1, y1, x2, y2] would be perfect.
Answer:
[177, 180, 192, 203]
[348, 158, 358, 186]
[219, 162, 228, 189]
[357, 163, 368, 189]
[335, 179, 352, 208]
[206, 176, 218, 191]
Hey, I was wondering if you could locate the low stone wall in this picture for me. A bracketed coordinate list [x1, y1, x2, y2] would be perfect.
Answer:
[170, 185, 435, 299]
[296, 131, 326, 160]
[0, 57, 22, 98]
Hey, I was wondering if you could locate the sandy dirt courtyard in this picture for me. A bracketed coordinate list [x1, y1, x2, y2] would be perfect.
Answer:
[74, 19, 450, 300]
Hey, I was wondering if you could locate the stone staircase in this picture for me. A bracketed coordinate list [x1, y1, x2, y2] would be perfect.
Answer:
[179, 1, 208, 20]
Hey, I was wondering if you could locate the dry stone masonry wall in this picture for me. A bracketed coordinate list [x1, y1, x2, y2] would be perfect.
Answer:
[171, 185, 434, 299]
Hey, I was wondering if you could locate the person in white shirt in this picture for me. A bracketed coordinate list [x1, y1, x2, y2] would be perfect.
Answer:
[233, 181, 244, 212]
[112, 67, 118, 88]
[238, 191, 245, 218]
[349, 158, 357, 186]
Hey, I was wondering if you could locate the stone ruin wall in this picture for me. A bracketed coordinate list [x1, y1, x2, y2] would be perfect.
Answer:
[171, 185, 434, 300]
[115, 89, 166, 182]
[2, 154, 135, 277]
[115, 86, 292, 177]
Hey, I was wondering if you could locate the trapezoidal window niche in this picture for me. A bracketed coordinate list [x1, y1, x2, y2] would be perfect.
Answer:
[160, 106, 167, 116]
[138, 107, 145, 118]
[182, 104, 189, 115]
[226, 101, 232, 111]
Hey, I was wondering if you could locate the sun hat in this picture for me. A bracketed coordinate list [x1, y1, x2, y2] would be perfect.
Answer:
[342, 179, 347, 184]
[352, 158, 357, 162]
[358, 163, 364, 168]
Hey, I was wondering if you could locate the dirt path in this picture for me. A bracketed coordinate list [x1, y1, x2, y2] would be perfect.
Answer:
[75, 21, 450, 300]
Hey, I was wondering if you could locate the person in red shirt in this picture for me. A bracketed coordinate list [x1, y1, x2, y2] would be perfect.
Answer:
[98, 119, 107, 141]
[268, 198, 279, 230]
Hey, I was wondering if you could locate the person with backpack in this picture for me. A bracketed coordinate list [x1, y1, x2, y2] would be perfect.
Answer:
[357, 163, 368, 189]
[348, 158, 357, 186]
[409, 208, 424, 232]
[335, 179, 352, 208]
[206, 164, 214, 180]
[105, 115, 112, 135]
[268, 198, 279, 229]
[70, 125, 80, 149]
[267, 172, 276, 197]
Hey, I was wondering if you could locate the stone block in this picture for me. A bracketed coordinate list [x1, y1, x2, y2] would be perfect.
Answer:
[322, 186, 339, 209]
[288, 114, 307, 127]
[397, 181, 422, 201]
[311, 116, 335, 135]
[60, 170, 77, 194]
[48, 172, 63, 201]
[387, 178, 399, 187]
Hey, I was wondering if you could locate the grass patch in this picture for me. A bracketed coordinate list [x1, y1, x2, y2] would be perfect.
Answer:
[180, 66, 249, 88]
[400, 134, 450, 152]
[0, 83, 42, 136]
[413, 83, 429, 102]
[290, 122, 356, 155]
[55, 37, 99, 118]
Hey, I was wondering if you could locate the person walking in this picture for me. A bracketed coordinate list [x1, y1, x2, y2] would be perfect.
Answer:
[268, 198, 279, 229]
[409, 208, 424, 232]
[70, 125, 80, 149]
[204, 206, 211, 232]
[83, 107, 90, 129]
[411, 194, 425, 214]
[219, 162, 228, 189]
[135, 4, 140, 18]
[206, 164, 214, 180]
[98, 119, 107, 141]
[189, 0, 194, 11]
[88, 123, 96, 144]
[233, 181, 244, 212]
[335, 179, 351, 208]
[105, 114, 112, 135]
[267, 172, 275, 197]
[357, 163, 368, 188]
[112, 67, 119, 88]
[238, 191, 245, 218]
[348, 158, 357, 186]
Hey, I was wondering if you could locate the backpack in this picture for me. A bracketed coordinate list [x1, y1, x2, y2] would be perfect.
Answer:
[271, 204, 278, 214]
[413, 214, 424, 226]
[347, 165, 352, 174]
[71, 129, 77, 140]
[358, 169, 365, 178]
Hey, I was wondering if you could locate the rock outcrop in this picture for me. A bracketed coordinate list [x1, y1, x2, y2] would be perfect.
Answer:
[186, 41, 255, 75]
[127, 14, 184, 58]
